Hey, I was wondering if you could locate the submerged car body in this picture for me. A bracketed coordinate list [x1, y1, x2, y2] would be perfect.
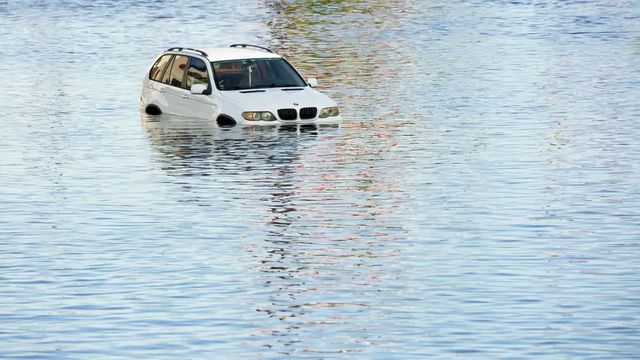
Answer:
[140, 44, 341, 126]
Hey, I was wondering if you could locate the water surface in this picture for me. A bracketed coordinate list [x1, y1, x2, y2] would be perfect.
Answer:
[1, 1, 639, 358]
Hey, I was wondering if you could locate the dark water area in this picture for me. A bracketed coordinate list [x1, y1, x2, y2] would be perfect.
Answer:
[1, 1, 639, 358]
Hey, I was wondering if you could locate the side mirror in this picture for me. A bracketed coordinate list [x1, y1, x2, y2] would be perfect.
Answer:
[307, 78, 318, 87]
[190, 83, 207, 95]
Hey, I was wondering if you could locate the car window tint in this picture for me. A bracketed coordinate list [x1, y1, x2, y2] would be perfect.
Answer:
[150, 55, 172, 81]
[186, 57, 210, 89]
[164, 55, 188, 88]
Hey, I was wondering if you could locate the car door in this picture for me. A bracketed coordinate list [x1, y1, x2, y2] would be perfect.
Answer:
[160, 54, 192, 116]
[184, 56, 220, 120]
[144, 54, 173, 110]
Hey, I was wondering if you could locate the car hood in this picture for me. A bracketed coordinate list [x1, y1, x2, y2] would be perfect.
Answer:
[219, 87, 335, 111]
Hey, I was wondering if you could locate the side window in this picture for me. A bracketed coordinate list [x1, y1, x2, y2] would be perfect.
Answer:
[150, 55, 172, 81]
[186, 57, 210, 89]
[164, 55, 188, 88]
[161, 56, 175, 84]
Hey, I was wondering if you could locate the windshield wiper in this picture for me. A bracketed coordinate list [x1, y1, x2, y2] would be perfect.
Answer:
[279, 84, 304, 88]
[265, 83, 303, 88]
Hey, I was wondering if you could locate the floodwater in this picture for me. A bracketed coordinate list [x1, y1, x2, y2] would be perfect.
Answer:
[1, 0, 639, 358]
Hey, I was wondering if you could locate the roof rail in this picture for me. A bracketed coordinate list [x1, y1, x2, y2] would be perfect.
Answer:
[166, 47, 208, 57]
[229, 44, 273, 53]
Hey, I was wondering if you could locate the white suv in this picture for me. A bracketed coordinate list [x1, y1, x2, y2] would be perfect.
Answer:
[140, 44, 341, 126]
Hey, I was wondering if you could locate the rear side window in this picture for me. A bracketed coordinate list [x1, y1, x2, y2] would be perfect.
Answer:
[163, 55, 188, 88]
[186, 57, 210, 89]
[149, 55, 172, 81]
[161, 56, 175, 84]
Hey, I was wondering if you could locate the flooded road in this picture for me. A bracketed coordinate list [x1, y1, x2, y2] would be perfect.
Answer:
[1, 1, 639, 358]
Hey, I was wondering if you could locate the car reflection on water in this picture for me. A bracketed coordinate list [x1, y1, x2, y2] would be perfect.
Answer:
[139, 113, 405, 354]
[140, 113, 340, 175]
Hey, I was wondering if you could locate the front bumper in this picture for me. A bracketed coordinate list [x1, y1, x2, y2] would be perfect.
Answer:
[239, 115, 342, 127]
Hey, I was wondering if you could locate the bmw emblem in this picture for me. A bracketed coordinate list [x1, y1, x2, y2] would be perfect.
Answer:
[293, 102, 299, 106]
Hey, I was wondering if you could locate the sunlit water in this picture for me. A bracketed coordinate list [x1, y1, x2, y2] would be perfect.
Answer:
[1, 1, 639, 358]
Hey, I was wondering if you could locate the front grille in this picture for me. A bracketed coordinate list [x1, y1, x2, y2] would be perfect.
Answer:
[278, 108, 297, 121]
[299, 107, 317, 120]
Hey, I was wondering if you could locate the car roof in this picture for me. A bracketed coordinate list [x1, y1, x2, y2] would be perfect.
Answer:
[166, 47, 282, 62]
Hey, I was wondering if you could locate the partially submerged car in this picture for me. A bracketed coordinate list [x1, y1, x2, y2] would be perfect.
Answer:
[140, 44, 341, 126]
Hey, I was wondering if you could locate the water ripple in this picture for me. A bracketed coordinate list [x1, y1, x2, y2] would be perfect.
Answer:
[1, 0, 639, 358]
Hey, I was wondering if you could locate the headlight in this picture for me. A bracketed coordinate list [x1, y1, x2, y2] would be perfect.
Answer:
[319, 106, 340, 118]
[242, 111, 276, 121]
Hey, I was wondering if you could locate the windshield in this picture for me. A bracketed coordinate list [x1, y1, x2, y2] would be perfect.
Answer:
[211, 58, 307, 91]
